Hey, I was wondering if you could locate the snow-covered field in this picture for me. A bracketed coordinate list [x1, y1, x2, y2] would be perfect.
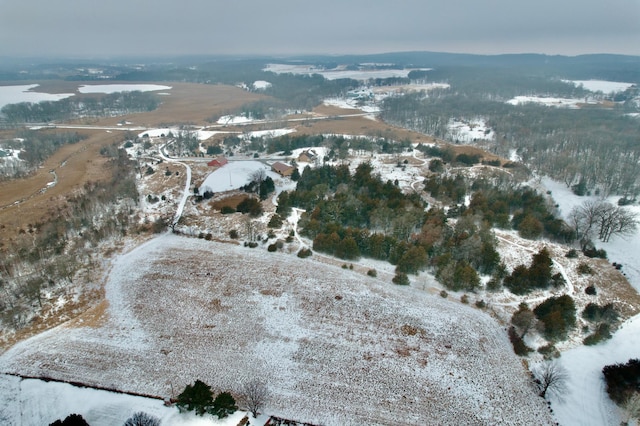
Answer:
[506, 79, 636, 109]
[242, 128, 296, 139]
[0, 374, 261, 426]
[0, 84, 75, 110]
[138, 128, 221, 141]
[217, 115, 254, 125]
[263, 63, 429, 81]
[199, 161, 279, 193]
[565, 80, 635, 94]
[447, 118, 494, 142]
[506, 96, 589, 108]
[541, 177, 640, 291]
[552, 315, 640, 426]
[322, 97, 380, 114]
[78, 84, 172, 94]
[0, 235, 553, 425]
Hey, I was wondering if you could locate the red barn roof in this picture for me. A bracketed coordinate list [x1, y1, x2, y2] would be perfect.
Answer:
[207, 156, 228, 167]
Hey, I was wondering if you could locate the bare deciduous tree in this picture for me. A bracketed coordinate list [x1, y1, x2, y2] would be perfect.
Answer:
[569, 201, 639, 246]
[534, 361, 568, 400]
[124, 411, 161, 426]
[251, 168, 267, 184]
[242, 379, 270, 418]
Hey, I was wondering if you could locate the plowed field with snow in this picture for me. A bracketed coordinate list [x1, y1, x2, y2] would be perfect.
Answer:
[0, 234, 553, 425]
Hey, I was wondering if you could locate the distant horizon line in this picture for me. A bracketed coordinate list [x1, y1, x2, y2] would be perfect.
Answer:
[1, 50, 639, 62]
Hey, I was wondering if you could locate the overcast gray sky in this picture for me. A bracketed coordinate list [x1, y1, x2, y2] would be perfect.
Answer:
[1, 0, 639, 58]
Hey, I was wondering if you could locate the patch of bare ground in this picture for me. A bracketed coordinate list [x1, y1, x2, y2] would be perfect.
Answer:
[64, 299, 110, 330]
[209, 193, 249, 210]
[587, 258, 640, 319]
[0, 235, 554, 425]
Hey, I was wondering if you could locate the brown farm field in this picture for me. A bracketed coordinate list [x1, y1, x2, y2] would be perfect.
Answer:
[0, 235, 555, 425]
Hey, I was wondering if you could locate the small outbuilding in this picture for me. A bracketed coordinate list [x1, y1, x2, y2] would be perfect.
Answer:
[298, 149, 318, 163]
[207, 156, 228, 167]
[271, 162, 295, 177]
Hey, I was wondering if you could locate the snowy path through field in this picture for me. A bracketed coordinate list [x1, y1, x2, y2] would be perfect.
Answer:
[157, 142, 191, 227]
[289, 207, 307, 248]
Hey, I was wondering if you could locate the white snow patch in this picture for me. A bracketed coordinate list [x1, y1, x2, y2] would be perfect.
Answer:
[216, 115, 255, 125]
[323, 97, 380, 113]
[199, 160, 279, 193]
[0, 84, 75, 110]
[506, 96, 589, 108]
[447, 118, 494, 142]
[252, 80, 272, 90]
[242, 128, 296, 139]
[565, 80, 635, 94]
[78, 84, 172, 94]
[552, 314, 640, 426]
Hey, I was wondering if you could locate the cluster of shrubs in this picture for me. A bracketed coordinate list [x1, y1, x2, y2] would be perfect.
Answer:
[176, 380, 237, 418]
[582, 302, 618, 345]
[602, 359, 640, 405]
[49, 411, 161, 426]
[508, 295, 578, 355]
[503, 248, 557, 295]
[297, 248, 312, 258]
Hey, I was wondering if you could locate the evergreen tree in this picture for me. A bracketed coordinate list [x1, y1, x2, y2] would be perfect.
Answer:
[211, 392, 238, 418]
[176, 380, 214, 416]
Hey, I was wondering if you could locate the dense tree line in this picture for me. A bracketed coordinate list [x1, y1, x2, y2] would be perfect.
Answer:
[279, 163, 501, 290]
[1, 91, 159, 124]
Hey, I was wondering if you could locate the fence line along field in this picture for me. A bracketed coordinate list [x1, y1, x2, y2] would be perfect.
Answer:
[0, 234, 554, 425]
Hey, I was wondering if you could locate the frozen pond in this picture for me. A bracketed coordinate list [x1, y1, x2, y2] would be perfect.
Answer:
[0, 84, 75, 110]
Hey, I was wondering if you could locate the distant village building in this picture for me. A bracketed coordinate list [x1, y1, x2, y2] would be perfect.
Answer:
[207, 156, 228, 167]
[298, 149, 318, 163]
[271, 162, 295, 177]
